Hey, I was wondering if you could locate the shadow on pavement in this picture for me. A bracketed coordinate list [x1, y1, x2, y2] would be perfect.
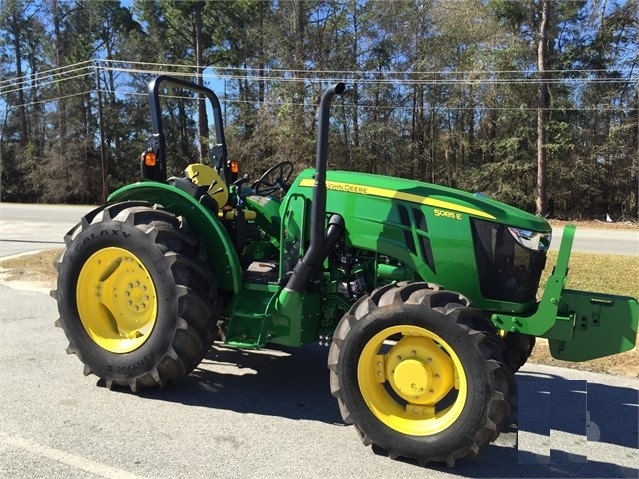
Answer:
[118, 345, 637, 478]
[135, 343, 342, 424]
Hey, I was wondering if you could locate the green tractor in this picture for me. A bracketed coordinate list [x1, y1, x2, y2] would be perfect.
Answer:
[52, 76, 638, 466]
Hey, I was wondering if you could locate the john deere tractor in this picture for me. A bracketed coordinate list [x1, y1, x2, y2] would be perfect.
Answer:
[53, 76, 638, 466]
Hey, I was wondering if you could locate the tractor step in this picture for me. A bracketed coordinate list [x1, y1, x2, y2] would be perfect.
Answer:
[224, 288, 275, 348]
[223, 287, 323, 349]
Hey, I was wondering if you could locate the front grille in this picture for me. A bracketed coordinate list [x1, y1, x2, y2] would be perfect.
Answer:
[471, 219, 546, 303]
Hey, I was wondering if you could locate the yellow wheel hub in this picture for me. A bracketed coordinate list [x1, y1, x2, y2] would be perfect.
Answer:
[76, 247, 158, 353]
[358, 325, 467, 436]
[392, 357, 431, 399]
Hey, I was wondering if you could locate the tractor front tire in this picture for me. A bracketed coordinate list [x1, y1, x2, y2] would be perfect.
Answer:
[503, 332, 536, 372]
[328, 282, 514, 466]
[52, 202, 219, 391]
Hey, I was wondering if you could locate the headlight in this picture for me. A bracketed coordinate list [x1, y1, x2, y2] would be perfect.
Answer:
[508, 227, 552, 252]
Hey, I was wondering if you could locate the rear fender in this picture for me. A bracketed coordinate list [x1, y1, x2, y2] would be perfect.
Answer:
[108, 182, 242, 293]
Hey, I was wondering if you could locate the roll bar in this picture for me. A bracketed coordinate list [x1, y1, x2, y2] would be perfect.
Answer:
[143, 75, 228, 183]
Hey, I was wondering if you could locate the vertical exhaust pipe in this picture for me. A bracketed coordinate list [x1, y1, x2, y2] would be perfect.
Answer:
[285, 83, 346, 292]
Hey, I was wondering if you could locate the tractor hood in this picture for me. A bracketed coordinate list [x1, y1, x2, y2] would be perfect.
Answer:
[291, 168, 551, 234]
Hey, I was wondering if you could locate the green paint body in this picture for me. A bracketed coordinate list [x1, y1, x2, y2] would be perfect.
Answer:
[109, 167, 637, 362]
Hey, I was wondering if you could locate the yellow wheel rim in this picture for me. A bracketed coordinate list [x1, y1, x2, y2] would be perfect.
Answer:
[358, 325, 467, 436]
[76, 247, 158, 353]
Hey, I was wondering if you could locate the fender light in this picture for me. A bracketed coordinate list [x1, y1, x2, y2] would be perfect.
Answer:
[143, 150, 157, 167]
[508, 227, 551, 252]
[229, 160, 240, 183]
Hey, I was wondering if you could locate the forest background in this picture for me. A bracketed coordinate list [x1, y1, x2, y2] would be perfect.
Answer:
[1, 0, 638, 220]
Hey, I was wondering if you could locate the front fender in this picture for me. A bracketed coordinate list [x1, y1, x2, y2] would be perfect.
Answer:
[108, 182, 242, 293]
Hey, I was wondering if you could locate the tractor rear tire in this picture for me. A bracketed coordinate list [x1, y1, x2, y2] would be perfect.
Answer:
[52, 202, 219, 391]
[328, 282, 514, 466]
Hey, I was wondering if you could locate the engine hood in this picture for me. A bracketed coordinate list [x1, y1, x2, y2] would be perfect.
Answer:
[292, 168, 551, 234]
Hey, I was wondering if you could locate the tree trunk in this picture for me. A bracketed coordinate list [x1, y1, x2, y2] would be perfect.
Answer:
[536, 0, 550, 216]
[413, 84, 425, 179]
[193, 4, 208, 164]
[52, 0, 66, 147]
[10, 12, 28, 146]
[257, 2, 268, 105]
[292, 0, 306, 152]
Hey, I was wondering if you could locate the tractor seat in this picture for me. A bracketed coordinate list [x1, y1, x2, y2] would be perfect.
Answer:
[184, 163, 256, 220]
[185, 163, 229, 208]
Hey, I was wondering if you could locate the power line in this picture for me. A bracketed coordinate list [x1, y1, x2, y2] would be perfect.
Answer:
[98, 63, 638, 86]
[0, 71, 95, 97]
[99, 58, 638, 78]
[2, 85, 635, 114]
[2, 59, 637, 95]
[0, 60, 94, 87]
[1, 60, 637, 113]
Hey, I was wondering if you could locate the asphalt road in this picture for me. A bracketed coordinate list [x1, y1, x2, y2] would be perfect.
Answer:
[0, 283, 638, 479]
[0, 203, 638, 258]
[0, 202, 638, 478]
[550, 226, 638, 255]
[0, 203, 96, 258]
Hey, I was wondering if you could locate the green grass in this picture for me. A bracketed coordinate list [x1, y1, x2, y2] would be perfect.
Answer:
[541, 250, 639, 299]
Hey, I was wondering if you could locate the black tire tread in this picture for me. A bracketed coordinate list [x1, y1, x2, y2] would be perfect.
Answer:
[503, 332, 536, 372]
[52, 202, 220, 392]
[328, 281, 513, 467]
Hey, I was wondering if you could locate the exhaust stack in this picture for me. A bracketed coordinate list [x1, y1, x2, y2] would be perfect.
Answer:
[284, 83, 346, 292]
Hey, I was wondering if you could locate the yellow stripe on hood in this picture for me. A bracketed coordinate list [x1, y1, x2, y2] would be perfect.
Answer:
[299, 178, 496, 220]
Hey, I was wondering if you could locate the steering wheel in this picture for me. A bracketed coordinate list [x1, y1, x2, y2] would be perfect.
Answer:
[252, 160, 294, 196]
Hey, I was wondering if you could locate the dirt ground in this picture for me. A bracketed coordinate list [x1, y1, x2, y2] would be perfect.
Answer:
[528, 339, 638, 378]
[1, 247, 637, 378]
